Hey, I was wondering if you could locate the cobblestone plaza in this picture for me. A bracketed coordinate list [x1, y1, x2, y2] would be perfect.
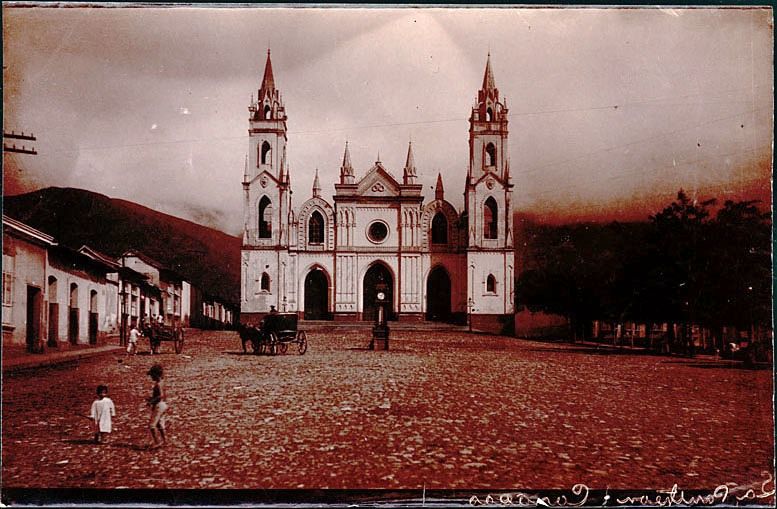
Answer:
[2, 329, 773, 491]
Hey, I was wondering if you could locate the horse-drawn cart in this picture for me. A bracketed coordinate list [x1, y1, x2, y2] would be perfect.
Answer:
[239, 313, 307, 355]
[143, 322, 185, 354]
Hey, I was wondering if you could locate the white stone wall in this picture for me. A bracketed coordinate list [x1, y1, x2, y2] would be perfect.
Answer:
[2, 236, 47, 347]
[466, 251, 515, 315]
[47, 265, 110, 345]
[181, 281, 192, 326]
[242, 249, 294, 313]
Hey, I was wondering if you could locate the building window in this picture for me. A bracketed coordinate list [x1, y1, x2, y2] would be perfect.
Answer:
[48, 276, 58, 303]
[263, 105, 271, 120]
[485, 142, 496, 168]
[258, 196, 273, 238]
[367, 221, 389, 243]
[431, 212, 448, 244]
[2, 253, 14, 309]
[261, 272, 271, 292]
[260, 141, 272, 165]
[308, 211, 324, 245]
[484, 197, 498, 239]
[486, 274, 497, 294]
[486, 107, 493, 122]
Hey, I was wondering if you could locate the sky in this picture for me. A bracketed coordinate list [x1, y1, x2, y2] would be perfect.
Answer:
[3, 5, 773, 235]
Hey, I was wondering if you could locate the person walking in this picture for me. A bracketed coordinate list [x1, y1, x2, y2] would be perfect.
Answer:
[126, 323, 140, 356]
[146, 364, 168, 449]
[90, 385, 116, 444]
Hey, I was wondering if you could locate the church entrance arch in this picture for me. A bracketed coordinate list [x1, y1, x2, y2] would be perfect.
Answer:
[426, 266, 452, 321]
[362, 263, 394, 322]
[304, 268, 330, 320]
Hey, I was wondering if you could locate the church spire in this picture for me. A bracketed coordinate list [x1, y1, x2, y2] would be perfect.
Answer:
[482, 52, 496, 92]
[403, 141, 417, 184]
[259, 49, 275, 97]
[339, 141, 355, 184]
[312, 168, 321, 198]
[435, 172, 444, 201]
[342, 140, 352, 168]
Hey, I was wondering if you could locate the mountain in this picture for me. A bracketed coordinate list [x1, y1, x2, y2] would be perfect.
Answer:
[3, 187, 241, 305]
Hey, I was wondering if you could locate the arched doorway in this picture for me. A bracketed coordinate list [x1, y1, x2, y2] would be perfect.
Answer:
[68, 283, 79, 345]
[47, 276, 58, 347]
[88, 290, 99, 345]
[362, 263, 394, 322]
[304, 269, 330, 320]
[426, 266, 452, 321]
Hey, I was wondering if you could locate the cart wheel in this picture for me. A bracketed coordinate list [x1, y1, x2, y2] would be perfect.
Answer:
[268, 332, 278, 356]
[297, 331, 308, 355]
[174, 328, 184, 354]
[280, 342, 288, 355]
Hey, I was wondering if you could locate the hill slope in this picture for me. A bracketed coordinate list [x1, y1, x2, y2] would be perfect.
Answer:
[3, 187, 241, 305]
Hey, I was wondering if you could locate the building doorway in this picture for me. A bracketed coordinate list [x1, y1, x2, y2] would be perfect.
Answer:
[362, 263, 394, 322]
[68, 283, 79, 345]
[426, 266, 452, 321]
[89, 290, 98, 345]
[47, 276, 58, 347]
[26, 286, 42, 352]
[304, 269, 330, 320]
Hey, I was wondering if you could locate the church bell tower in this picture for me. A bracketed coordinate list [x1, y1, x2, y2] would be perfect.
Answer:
[464, 54, 515, 330]
[241, 50, 292, 319]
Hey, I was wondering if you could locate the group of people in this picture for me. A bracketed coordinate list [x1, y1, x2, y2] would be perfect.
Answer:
[126, 313, 166, 356]
[89, 363, 169, 449]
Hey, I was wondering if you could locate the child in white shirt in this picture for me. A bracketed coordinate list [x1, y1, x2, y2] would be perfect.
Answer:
[90, 385, 116, 444]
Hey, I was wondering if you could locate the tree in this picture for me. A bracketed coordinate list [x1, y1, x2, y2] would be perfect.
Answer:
[708, 200, 771, 345]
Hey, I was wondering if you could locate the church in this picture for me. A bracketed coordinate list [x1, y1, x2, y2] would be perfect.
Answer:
[240, 51, 515, 333]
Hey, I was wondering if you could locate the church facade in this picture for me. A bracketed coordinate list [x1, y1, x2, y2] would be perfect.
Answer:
[240, 51, 515, 332]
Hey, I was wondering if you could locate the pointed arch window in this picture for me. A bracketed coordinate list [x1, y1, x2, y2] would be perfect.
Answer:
[484, 197, 498, 239]
[308, 211, 325, 245]
[485, 143, 497, 168]
[260, 272, 271, 292]
[263, 105, 272, 120]
[486, 274, 497, 294]
[486, 107, 494, 122]
[260, 141, 272, 166]
[258, 196, 273, 238]
[431, 212, 448, 244]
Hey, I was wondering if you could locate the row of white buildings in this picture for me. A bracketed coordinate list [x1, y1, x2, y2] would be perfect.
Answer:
[2, 215, 236, 353]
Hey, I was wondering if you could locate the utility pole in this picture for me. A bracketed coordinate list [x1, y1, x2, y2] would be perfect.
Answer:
[3, 131, 37, 155]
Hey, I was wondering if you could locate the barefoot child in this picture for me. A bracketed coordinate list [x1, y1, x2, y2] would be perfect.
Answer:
[146, 364, 168, 449]
[90, 385, 115, 444]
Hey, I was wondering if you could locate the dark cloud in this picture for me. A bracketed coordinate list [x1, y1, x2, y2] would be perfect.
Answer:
[3, 7, 772, 232]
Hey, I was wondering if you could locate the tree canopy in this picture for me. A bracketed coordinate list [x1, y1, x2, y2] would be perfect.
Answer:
[516, 191, 772, 342]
